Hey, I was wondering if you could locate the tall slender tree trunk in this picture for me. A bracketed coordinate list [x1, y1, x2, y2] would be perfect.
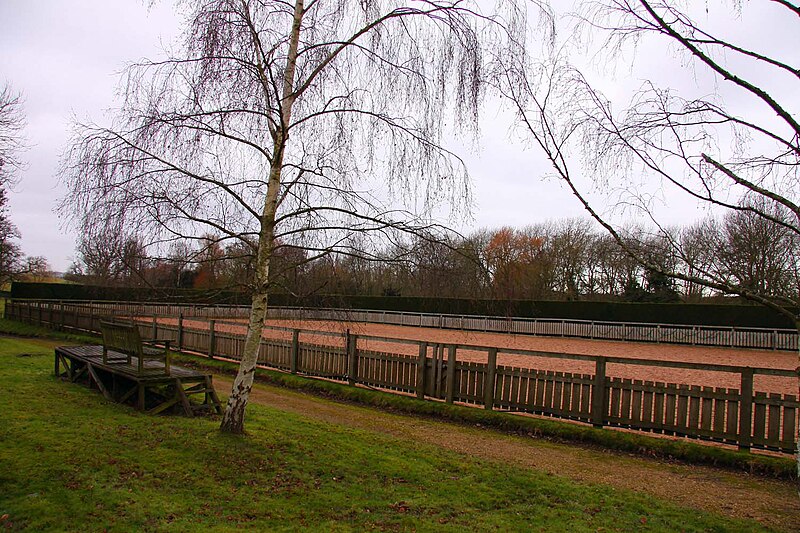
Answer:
[219, 0, 305, 434]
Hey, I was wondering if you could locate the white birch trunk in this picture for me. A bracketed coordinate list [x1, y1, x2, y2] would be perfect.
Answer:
[220, 0, 305, 434]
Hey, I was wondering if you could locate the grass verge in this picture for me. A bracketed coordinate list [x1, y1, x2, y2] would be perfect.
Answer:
[0, 335, 779, 531]
[1, 318, 794, 481]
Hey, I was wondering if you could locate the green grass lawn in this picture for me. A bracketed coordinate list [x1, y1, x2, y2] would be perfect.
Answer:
[0, 336, 775, 532]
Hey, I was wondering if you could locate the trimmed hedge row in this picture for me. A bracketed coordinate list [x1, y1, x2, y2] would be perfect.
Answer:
[10, 282, 796, 329]
[10, 282, 251, 305]
[292, 295, 796, 329]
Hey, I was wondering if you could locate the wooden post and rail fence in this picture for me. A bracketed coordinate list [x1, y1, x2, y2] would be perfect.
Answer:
[5, 299, 797, 351]
[5, 299, 799, 454]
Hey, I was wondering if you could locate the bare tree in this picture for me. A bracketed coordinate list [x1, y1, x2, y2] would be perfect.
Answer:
[0, 83, 25, 188]
[0, 188, 22, 285]
[497, 0, 799, 468]
[0, 84, 25, 283]
[549, 217, 593, 298]
[19, 256, 51, 282]
[60, 0, 524, 433]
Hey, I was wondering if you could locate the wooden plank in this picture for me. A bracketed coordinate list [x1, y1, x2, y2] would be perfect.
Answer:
[535, 372, 547, 412]
[510, 368, 522, 410]
[524, 373, 536, 412]
[631, 379, 643, 424]
[118, 384, 139, 404]
[562, 373, 574, 415]
[569, 376, 583, 418]
[688, 385, 701, 430]
[290, 330, 299, 374]
[752, 391, 767, 447]
[621, 379, 633, 425]
[435, 345, 444, 399]
[148, 397, 181, 415]
[551, 372, 563, 415]
[676, 384, 690, 434]
[653, 382, 666, 431]
[665, 385, 680, 434]
[476, 365, 485, 402]
[739, 369, 754, 450]
[610, 379, 621, 421]
[500, 368, 511, 408]
[767, 393, 781, 447]
[701, 386, 713, 434]
[544, 371, 555, 413]
[72, 365, 88, 383]
[726, 389, 739, 441]
[445, 345, 457, 404]
[347, 333, 358, 386]
[591, 358, 607, 427]
[204, 375, 222, 414]
[781, 395, 796, 452]
[176, 379, 194, 417]
[642, 381, 654, 426]
[466, 364, 476, 401]
[712, 387, 726, 438]
[580, 378, 591, 418]
[515, 368, 527, 410]
[86, 364, 113, 401]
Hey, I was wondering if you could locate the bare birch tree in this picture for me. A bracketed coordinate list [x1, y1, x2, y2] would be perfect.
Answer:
[60, 0, 524, 433]
[497, 0, 799, 470]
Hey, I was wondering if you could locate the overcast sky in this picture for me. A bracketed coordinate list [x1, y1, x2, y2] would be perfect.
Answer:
[0, 1, 796, 271]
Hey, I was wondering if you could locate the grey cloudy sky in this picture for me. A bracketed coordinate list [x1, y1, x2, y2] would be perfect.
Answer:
[0, 1, 795, 271]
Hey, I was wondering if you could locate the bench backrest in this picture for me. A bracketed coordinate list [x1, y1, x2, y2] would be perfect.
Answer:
[100, 321, 143, 358]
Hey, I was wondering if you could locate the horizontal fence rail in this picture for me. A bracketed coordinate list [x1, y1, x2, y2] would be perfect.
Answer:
[6, 299, 798, 351]
[6, 299, 798, 454]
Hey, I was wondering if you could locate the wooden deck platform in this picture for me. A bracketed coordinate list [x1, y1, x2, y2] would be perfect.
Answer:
[55, 345, 222, 416]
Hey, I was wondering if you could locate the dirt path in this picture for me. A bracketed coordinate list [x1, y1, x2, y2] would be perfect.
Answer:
[213, 374, 799, 531]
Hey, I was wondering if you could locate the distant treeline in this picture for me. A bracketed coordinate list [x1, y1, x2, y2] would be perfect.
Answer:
[66, 214, 799, 307]
[9, 282, 795, 329]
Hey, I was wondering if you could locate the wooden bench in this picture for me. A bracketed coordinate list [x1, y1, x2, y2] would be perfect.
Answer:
[100, 321, 171, 375]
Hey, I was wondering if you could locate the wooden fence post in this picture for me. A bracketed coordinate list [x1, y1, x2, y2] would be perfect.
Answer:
[151, 315, 158, 340]
[347, 331, 358, 386]
[591, 357, 607, 428]
[445, 344, 457, 404]
[484, 348, 497, 410]
[177, 312, 184, 351]
[209, 319, 216, 360]
[59, 301, 64, 331]
[739, 368, 754, 452]
[290, 329, 299, 374]
[416, 342, 427, 399]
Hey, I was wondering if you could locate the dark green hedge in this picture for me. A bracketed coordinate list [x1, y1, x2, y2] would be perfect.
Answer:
[10, 282, 795, 329]
[284, 294, 796, 329]
[9, 282, 251, 305]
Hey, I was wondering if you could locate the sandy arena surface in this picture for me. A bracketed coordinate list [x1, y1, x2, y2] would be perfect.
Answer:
[157, 317, 798, 395]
